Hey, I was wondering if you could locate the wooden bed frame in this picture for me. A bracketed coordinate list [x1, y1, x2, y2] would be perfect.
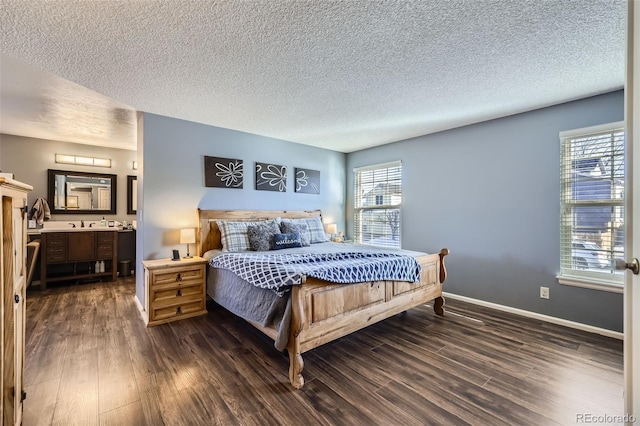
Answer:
[197, 209, 449, 389]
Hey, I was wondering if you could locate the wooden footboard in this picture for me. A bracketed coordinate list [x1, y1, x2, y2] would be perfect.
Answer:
[286, 248, 449, 389]
[196, 209, 449, 389]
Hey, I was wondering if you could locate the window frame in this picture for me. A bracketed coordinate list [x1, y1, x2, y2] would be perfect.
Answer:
[353, 160, 402, 249]
[557, 121, 625, 293]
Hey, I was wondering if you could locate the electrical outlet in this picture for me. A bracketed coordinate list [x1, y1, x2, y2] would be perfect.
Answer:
[540, 286, 550, 299]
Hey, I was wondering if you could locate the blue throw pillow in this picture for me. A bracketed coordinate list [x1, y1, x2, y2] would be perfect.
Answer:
[272, 232, 302, 250]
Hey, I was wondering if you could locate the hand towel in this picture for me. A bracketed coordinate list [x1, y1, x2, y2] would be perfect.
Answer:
[30, 197, 51, 226]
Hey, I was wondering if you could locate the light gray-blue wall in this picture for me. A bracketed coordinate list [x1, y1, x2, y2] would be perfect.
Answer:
[346, 90, 625, 332]
[0, 133, 137, 221]
[138, 113, 346, 306]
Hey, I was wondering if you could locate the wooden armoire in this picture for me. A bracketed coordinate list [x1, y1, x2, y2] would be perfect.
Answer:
[1, 177, 32, 425]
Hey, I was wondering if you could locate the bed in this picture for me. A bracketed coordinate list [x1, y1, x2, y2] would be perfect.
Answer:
[197, 209, 449, 389]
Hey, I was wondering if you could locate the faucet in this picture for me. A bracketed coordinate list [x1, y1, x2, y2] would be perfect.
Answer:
[68, 222, 76, 228]
[81, 220, 85, 228]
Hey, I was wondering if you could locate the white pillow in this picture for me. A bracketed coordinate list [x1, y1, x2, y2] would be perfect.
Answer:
[202, 249, 220, 261]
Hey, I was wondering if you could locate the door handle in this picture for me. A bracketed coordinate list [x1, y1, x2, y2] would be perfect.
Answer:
[615, 258, 639, 275]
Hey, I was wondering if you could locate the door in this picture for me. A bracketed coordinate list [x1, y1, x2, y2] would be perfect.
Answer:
[98, 187, 110, 210]
[2, 196, 15, 424]
[12, 195, 26, 426]
[1, 191, 26, 426]
[624, 0, 640, 420]
[67, 232, 96, 262]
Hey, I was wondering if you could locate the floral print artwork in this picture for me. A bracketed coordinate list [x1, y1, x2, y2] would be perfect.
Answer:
[205, 156, 243, 188]
[295, 168, 320, 194]
[256, 162, 287, 192]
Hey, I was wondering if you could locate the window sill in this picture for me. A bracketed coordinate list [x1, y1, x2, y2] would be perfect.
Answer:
[557, 274, 624, 294]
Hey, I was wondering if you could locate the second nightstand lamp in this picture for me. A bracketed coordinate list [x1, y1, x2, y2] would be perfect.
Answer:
[325, 223, 337, 241]
[180, 228, 196, 259]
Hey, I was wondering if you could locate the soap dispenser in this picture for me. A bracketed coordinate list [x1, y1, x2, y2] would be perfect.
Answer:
[101, 216, 106, 227]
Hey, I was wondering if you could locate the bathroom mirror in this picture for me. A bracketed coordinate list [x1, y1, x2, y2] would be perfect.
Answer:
[48, 169, 117, 214]
[127, 175, 137, 215]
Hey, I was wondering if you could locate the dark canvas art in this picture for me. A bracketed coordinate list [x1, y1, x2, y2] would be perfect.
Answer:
[204, 156, 243, 188]
[295, 168, 320, 194]
[255, 162, 287, 192]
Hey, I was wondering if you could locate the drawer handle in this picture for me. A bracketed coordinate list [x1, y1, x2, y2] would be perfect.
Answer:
[176, 273, 182, 282]
[176, 289, 182, 297]
[176, 306, 183, 315]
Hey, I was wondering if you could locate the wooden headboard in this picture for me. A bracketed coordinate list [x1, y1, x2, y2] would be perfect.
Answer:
[197, 209, 323, 255]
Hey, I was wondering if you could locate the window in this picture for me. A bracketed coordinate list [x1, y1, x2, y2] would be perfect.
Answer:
[559, 122, 625, 288]
[354, 161, 402, 248]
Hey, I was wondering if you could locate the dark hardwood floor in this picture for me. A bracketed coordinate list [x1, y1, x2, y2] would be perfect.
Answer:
[23, 278, 623, 425]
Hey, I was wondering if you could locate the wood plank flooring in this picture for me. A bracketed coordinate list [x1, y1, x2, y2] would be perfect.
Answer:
[23, 278, 623, 425]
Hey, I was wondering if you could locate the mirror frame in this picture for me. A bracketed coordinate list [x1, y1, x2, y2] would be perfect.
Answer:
[48, 169, 117, 215]
[127, 175, 137, 215]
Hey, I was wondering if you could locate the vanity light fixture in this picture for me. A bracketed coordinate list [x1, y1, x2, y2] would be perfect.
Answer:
[55, 154, 111, 168]
[180, 228, 196, 259]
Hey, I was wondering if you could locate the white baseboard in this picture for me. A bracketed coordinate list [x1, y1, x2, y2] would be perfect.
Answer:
[134, 294, 148, 325]
[442, 292, 623, 340]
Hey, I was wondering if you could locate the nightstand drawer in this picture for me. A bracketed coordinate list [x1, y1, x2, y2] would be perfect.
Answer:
[150, 265, 204, 287]
[151, 282, 203, 307]
[151, 299, 206, 323]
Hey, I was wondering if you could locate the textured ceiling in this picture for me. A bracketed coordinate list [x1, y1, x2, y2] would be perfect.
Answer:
[0, 0, 626, 153]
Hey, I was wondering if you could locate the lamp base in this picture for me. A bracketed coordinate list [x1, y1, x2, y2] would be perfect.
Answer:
[183, 243, 193, 259]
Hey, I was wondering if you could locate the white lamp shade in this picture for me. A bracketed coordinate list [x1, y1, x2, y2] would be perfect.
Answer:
[325, 223, 337, 234]
[180, 228, 196, 244]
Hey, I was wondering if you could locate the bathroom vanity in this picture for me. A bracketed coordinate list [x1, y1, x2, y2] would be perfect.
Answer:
[40, 229, 118, 288]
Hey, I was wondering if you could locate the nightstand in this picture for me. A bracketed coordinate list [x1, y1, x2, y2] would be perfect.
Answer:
[142, 256, 208, 326]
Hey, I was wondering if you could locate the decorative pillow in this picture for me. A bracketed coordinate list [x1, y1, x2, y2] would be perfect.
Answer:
[279, 221, 310, 246]
[216, 219, 280, 252]
[281, 216, 328, 244]
[272, 232, 302, 250]
[247, 221, 281, 251]
[303, 216, 329, 243]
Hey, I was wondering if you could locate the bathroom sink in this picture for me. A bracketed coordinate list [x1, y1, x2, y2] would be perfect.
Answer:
[40, 227, 116, 232]
[39, 221, 117, 232]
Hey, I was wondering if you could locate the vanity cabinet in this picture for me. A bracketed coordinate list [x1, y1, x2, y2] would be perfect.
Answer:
[40, 230, 118, 288]
[1, 177, 32, 426]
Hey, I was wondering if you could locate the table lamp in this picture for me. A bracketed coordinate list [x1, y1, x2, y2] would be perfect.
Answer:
[180, 228, 196, 259]
[325, 223, 337, 241]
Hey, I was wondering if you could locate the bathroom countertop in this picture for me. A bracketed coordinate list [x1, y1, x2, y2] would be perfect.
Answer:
[28, 221, 136, 235]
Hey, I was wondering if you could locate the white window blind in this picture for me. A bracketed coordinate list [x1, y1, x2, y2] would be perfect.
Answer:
[354, 161, 402, 248]
[559, 122, 625, 285]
